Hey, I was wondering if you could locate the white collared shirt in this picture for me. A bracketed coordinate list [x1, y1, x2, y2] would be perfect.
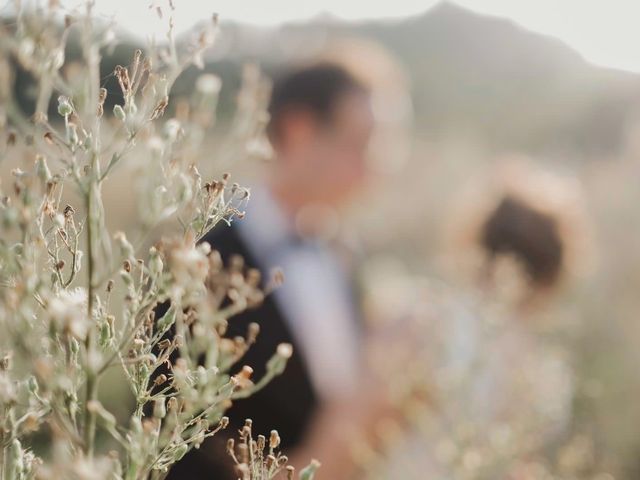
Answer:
[237, 187, 361, 400]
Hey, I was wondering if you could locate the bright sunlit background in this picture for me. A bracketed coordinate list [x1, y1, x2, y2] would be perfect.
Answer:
[5, 0, 640, 478]
[88, 0, 640, 73]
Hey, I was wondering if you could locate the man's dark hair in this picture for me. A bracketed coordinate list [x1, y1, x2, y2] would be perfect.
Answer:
[267, 62, 367, 138]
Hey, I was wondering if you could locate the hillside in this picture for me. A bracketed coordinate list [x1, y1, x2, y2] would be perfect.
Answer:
[189, 1, 640, 156]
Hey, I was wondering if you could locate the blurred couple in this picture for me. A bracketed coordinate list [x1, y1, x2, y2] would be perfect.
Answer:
[167, 46, 590, 480]
[168, 54, 389, 479]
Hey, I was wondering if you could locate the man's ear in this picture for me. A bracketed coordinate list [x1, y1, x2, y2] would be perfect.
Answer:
[276, 108, 317, 155]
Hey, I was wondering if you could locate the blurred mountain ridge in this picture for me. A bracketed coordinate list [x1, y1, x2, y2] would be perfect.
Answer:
[182, 1, 640, 157]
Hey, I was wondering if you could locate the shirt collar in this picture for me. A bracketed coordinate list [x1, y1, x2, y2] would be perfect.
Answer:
[236, 186, 296, 261]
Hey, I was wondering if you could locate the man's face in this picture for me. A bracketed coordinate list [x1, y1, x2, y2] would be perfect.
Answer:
[273, 91, 374, 207]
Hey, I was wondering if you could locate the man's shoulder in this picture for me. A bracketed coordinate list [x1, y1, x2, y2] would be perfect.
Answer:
[200, 222, 251, 262]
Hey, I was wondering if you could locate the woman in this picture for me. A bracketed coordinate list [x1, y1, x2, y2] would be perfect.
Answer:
[363, 161, 592, 479]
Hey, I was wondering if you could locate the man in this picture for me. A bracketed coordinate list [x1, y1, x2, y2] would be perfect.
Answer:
[168, 62, 377, 479]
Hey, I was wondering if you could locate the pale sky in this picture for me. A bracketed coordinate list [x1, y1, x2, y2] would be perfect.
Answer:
[87, 0, 640, 73]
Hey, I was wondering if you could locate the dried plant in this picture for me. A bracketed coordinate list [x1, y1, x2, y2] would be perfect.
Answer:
[0, 2, 311, 480]
[227, 420, 320, 480]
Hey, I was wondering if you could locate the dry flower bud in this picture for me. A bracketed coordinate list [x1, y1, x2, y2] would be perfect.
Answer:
[142, 418, 156, 434]
[115, 65, 131, 95]
[269, 430, 281, 450]
[154, 374, 168, 386]
[266, 454, 276, 469]
[63, 204, 75, 218]
[153, 397, 167, 419]
[21, 413, 40, 433]
[247, 323, 260, 344]
[219, 416, 229, 429]
[0, 353, 11, 371]
[272, 268, 285, 288]
[167, 397, 179, 413]
[226, 438, 235, 455]
[277, 343, 293, 360]
[150, 96, 169, 120]
[286, 466, 295, 480]
[238, 365, 253, 381]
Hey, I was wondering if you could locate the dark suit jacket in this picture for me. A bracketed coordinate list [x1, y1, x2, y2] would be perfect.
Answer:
[165, 223, 319, 480]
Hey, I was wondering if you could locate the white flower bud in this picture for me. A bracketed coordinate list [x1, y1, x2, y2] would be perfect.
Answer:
[176, 173, 193, 204]
[35, 155, 52, 183]
[27, 376, 39, 395]
[156, 307, 176, 334]
[114, 231, 135, 260]
[83, 132, 93, 150]
[139, 363, 150, 383]
[46, 288, 89, 341]
[74, 250, 83, 272]
[53, 213, 65, 229]
[196, 366, 208, 387]
[103, 28, 115, 45]
[153, 397, 166, 419]
[0, 372, 16, 403]
[18, 38, 35, 65]
[57, 96, 73, 117]
[196, 74, 221, 96]
[149, 247, 164, 278]
[218, 377, 238, 398]
[266, 343, 293, 377]
[147, 136, 164, 158]
[167, 241, 210, 295]
[9, 439, 24, 474]
[277, 343, 293, 360]
[69, 337, 80, 355]
[173, 443, 188, 461]
[50, 48, 65, 70]
[163, 119, 181, 142]
[126, 100, 138, 116]
[66, 123, 79, 145]
[2, 206, 18, 229]
[99, 320, 112, 348]
[130, 415, 142, 434]
[113, 104, 126, 121]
